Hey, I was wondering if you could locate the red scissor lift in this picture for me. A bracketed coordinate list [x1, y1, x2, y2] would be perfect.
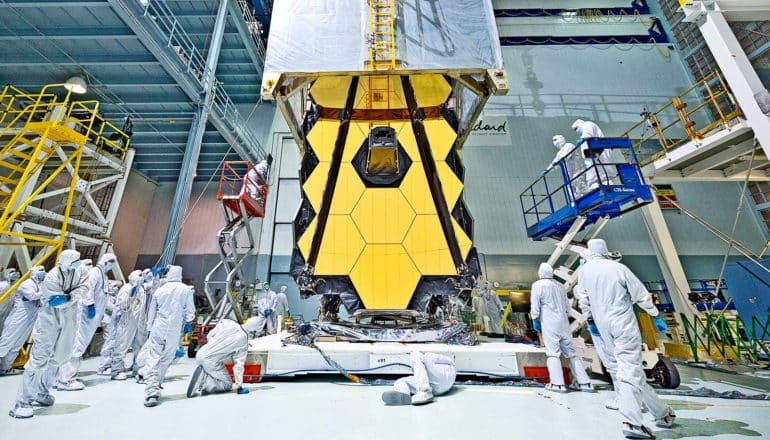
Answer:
[190, 162, 268, 382]
[217, 161, 268, 219]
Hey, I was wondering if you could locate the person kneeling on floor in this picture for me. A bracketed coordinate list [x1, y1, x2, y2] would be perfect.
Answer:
[187, 317, 261, 397]
[382, 351, 456, 406]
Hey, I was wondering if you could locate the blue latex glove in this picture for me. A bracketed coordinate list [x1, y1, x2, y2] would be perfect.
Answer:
[183, 321, 193, 334]
[576, 138, 584, 147]
[264, 309, 273, 318]
[588, 322, 601, 337]
[48, 294, 70, 308]
[86, 304, 96, 320]
[130, 285, 139, 298]
[175, 347, 185, 358]
[539, 170, 547, 177]
[236, 386, 249, 395]
[653, 316, 668, 332]
[286, 310, 291, 317]
[532, 319, 541, 333]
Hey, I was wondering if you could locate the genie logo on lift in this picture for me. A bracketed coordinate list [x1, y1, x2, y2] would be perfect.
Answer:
[466, 116, 512, 147]
[612, 187, 635, 193]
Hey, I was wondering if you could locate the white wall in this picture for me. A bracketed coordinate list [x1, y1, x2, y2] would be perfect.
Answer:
[111, 170, 156, 272]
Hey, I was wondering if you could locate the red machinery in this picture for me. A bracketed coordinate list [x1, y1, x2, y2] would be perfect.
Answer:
[217, 161, 267, 219]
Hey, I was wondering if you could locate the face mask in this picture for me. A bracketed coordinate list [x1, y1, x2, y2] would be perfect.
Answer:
[553, 141, 562, 149]
[576, 128, 583, 136]
[8, 272, 20, 282]
[70, 261, 81, 270]
[144, 274, 153, 283]
[35, 271, 46, 282]
[103, 262, 114, 272]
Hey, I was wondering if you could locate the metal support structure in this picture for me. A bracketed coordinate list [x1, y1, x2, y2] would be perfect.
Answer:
[107, 0, 266, 163]
[640, 200, 699, 326]
[0, 84, 132, 301]
[159, 0, 230, 267]
[682, 2, 770, 160]
[541, 216, 610, 334]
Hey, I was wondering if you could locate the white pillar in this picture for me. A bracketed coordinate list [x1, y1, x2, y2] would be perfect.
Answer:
[640, 201, 700, 327]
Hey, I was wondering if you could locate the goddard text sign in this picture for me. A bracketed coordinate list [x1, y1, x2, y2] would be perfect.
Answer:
[465, 116, 512, 147]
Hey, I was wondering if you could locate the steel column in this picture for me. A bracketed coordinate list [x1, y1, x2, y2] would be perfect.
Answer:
[159, 0, 230, 267]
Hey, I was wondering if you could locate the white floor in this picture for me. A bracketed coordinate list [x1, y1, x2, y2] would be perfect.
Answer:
[1, 357, 769, 439]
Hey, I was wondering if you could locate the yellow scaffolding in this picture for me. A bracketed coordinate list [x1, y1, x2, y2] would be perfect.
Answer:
[0, 84, 130, 303]
[621, 70, 742, 166]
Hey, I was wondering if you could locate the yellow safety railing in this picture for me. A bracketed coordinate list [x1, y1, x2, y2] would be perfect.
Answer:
[0, 83, 131, 307]
[65, 100, 131, 161]
[621, 70, 742, 166]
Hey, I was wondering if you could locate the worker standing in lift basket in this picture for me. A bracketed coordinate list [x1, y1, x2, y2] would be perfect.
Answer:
[246, 159, 268, 202]
[572, 119, 615, 188]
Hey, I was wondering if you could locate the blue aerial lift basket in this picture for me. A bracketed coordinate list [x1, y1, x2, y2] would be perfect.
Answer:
[519, 137, 654, 240]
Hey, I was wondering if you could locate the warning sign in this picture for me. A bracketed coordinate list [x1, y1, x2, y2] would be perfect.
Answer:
[655, 184, 678, 210]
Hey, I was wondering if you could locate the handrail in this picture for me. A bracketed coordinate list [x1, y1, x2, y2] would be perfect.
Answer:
[141, 0, 266, 162]
[520, 142, 644, 231]
[621, 70, 742, 166]
[236, 0, 267, 62]
[680, 312, 770, 362]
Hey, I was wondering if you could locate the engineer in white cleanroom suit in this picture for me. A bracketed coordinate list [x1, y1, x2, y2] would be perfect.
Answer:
[57, 253, 117, 390]
[247, 159, 268, 200]
[473, 281, 503, 334]
[109, 270, 146, 380]
[190, 317, 260, 396]
[530, 262, 593, 393]
[0, 268, 21, 330]
[547, 135, 589, 199]
[252, 284, 277, 336]
[129, 269, 154, 377]
[9, 250, 88, 419]
[574, 280, 621, 410]
[578, 239, 675, 439]
[143, 265, 195, 407]
[572, 119, 614, 188]
[382, 351, 456, 406]
[0, 266, 46, 374]
[271, 285, 290, 334]
[97, 283, 121, 375]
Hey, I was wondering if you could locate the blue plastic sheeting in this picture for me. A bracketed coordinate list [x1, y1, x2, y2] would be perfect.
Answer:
[723, 259, 770, 336]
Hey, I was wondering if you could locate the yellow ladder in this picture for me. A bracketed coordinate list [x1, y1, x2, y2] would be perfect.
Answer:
[368, 0, 397, 71]
[0, 85, 78, 213]
[0, 85, 92, 293]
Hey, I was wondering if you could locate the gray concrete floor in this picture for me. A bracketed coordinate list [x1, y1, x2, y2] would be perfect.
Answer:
[1, 357, 769, 439]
